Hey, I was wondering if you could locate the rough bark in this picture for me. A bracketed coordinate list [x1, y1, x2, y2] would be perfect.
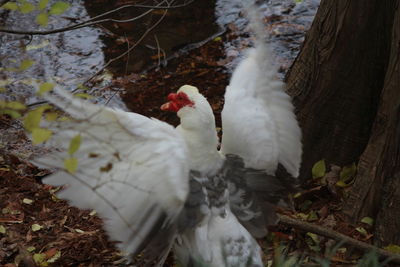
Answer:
[285, 0, 395, 179]
[285, 0, 400, 245]
[352, 4, 400, 246]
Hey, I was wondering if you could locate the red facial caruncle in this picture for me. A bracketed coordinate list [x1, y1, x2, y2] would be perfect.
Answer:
[160, 92, 194, 112]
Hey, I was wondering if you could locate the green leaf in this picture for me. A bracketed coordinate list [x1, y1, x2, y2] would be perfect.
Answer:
[24, 110, 42, 131]
[31, 223, 43, 232]
[384, 244, 400, 254]
[27, 246, 36, 252]
[57, 116, 70, 121]
[74, 92, 93, 99]
[32, 128, 52, 144]
[64, 157, 78, 174]
[37, 82, 54, 96]
[49, 1, 70, 15]
[339, 162, 357, 182]
[355, 227, 368, 237]
[19, 59, 35, 71]
[20, 2, 35, 13]
[306, 232, 319, 244]
[0, 87, 6, 92]
[23, 198, 34, 205]
[293, 192, 302, 198]
[336, 163, 356, 187]
[45, 112, 58, 121]
[297, 213, 308, 220]
[36, 12, 49, 26]
[312, 159, 326, 179]
[0, 109, 21, 118]
[38, 0, 49, 10]
[0, 225, 6, 234]
[23, 105, 51, 131]
[68, 134, 81, 155]
[361, 217, 374, 226]
[336, 180, 352, 188]
[2, 2, 18, 10]
[26, 39, 50, 51]
[47, 250, 61, 263]
[33, 253, 46, 266]
[306, 232, 320, 252]
[5, 101, 26, 110]
[76, 84, 89, 91]
[307, 210, 319, 221]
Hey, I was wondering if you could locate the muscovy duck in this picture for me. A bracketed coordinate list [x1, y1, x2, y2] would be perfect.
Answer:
[33, 2, 302, 266]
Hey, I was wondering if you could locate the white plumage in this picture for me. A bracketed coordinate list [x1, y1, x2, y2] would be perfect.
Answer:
[221, 46, 302, 177]
[32, 2, 302, 266]
[34, 87, 189, 258]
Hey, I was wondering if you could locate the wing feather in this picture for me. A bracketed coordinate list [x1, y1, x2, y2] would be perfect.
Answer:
[34, 87, 189, 260]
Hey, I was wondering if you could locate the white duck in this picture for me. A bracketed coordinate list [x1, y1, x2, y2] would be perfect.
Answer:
[34, 3, 302, 267]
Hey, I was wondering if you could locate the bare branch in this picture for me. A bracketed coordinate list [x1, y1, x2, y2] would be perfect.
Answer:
[0, 0, 195, 35]
[84, 7, 170, 85]
[278, 214, 400, 264]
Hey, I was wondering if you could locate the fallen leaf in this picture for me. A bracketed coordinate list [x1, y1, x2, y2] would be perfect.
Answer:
[384, 244, 400, 254]
[361, 216, 374, 226]
[312, 159, 326, 179]
[31, 223, 43, 232]
[355, 227, 368, 237]
[27, 246, 36, 252]
[23, 198, 34, 205]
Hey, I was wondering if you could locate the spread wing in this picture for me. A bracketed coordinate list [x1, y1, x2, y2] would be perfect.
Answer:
[33, 87, 189, 261]
[221, 45, 302, 177]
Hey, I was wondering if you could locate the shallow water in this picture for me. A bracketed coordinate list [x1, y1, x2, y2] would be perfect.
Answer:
[0, 0, 319, 104]
[0, 0, 104, 103]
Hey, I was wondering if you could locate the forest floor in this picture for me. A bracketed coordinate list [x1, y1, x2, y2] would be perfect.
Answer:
[1, 2, 397, 267]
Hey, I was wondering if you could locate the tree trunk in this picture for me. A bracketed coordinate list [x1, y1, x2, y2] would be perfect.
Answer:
[285, 0, 400, 245]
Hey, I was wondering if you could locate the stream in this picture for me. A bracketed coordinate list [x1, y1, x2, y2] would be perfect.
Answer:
[1, 0, 319, 104]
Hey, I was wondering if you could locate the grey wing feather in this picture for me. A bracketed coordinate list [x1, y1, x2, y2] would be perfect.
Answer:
[130, 210, 177, 266]
[224, 154, 297, 238]
[177, 171, 209, 231]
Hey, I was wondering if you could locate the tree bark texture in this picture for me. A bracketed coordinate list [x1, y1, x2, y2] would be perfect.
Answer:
[357, 4, 400, 246]
[285, 0, 400, 245]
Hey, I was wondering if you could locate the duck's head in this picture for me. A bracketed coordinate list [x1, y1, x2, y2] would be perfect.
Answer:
[161, 85, 215, 130]
[160, 85, 199, 113]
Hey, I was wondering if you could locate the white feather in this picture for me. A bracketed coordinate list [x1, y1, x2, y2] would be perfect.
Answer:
[175, 206, 263, 267]
[176, 85, 224, 175]
[35, 87, 189, 257]
[221, 44, 302, 177]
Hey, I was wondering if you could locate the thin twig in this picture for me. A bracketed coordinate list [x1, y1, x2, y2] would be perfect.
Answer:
[278, 214, 400, 264]
[154, 34, 162, 68]
[0, 0, 195, 35]
[27, 1, 173, 108]
[84, 6, 170, 84]
[124, 33, 130, 76]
